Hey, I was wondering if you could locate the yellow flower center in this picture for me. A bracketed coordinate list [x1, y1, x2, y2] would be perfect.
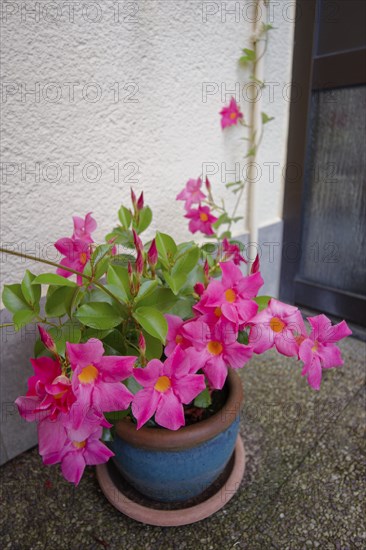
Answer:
[269, 317, 286, 333]
[154, 375, 171, 393]
[207, 340, 223, 355]
[80, 252, 88, 265]
[200, 212, 209, 222]
[214, 307, 222, 317]
[78, 364, 98, 384]
[175, 334, 183, 344]
[225, 289, 236, 303]
[73, 440, 86, 449]
[230, 112, 237, 119]
[311, 341, 319, 352]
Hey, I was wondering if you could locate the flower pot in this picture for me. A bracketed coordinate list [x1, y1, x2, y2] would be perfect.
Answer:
[110, 368, 244, 503]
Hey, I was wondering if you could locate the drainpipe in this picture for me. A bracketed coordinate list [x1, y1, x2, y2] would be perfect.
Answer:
[247, 0, 265, 266]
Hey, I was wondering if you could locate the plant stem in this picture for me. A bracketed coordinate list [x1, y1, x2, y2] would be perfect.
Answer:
[0, 247, 124, 307]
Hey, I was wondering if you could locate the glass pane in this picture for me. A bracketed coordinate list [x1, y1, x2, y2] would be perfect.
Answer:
[299, 85, 366, 296]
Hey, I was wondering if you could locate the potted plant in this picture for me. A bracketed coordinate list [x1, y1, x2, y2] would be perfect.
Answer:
[0, 172, 352, 524]
[0, 18, 352, 522]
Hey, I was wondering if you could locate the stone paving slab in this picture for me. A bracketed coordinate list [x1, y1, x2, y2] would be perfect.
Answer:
[0, 338, 365, 550]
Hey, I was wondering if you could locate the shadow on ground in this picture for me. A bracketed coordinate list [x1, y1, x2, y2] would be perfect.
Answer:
[1, 338, 365, 550]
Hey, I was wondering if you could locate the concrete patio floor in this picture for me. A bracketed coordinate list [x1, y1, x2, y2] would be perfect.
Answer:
[1, 337, 365, 549]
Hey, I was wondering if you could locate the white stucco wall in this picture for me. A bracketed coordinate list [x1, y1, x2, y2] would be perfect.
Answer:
[0, 0, 295, 286]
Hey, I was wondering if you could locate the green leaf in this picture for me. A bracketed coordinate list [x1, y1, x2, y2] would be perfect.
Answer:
[133, 307, 168, 344]
[219, 231, 232, 239]
[242, 48, 256, 60]
[155, 231, 177, 266]
[45, 286, 76, 317]
[48, 321, 82, 355]
[21, 270, 41, 307]
[75, 302, 123, 330]
[135, 280, 159, 304]
[111, 253, 135, 267]
[102, 329, 127, 355]
[163, 271, 187, 295]
[245, 147, 256, 158]
[118, 206, 132, 229]
[261, 112, 275, 125]
[194, 388, 212, 408]
[143, 330, 163, 360]
[212, 213, 231, 230]
[106, 265, 130, 301]
[105, 409, 131, 422]
[168, 295, 195, 319]
[13, 309, 36, 330]
[136, 287, 179, 313]
[33, 274, 77, 287]
[237, 330, 249, 345]
[2, 284, 32, 314]
[172, 246, 200, 276]
[136, 206, 152, 234]
[253, 295, 272, 312]
[101, 428, 114, 442]
[125, 377, 143, 395]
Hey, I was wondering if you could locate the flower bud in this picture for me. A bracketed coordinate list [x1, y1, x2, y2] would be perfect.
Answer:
[194, 282, 205, 296]
[138, 331, 146, 355]
[147, 239, 158, 267]
[205, 177, 211, 191]
[131, 188, 137, 209]
[132, 229, 143, 253]
[251, 254, 260, 274]
[38, 325, 57, 355]
[136, 249, 144, 276]
[137, 192, 144, 211]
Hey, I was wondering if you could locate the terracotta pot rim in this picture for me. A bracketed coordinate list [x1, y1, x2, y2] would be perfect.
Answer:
[115, 368, 243, 451]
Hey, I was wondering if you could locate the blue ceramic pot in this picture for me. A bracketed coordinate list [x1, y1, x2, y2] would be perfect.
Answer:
[111, 369, 243, 503]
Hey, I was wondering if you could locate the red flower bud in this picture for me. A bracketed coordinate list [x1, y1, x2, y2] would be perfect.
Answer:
[136, 249, 144, 276]
[137, 192, 144, 211]
[38, 325, 57, 355]
[251, 254, 260, 274]
[147, 239, 158, 266]
[130, 188, 137, 208]
[132, 229, 143, 253]
[138, 331, 146, 355]
[205, 177, 211, 191]
[194, 282, 205, 296]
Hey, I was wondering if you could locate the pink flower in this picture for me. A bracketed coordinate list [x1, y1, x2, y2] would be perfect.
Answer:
[185, 205, 218, 236]
[183, 318, 252, 389]
[164, 314, 192, 356]
[131, 346, 206, 430]
[38, 416, 113, 485]
[176, 177, 206, 210]
[15, 357, 75, 422]
[66, 338, 136, 426]
[220, 97, 243, 129]
[72, 212, 97, 243]
[248, 299, 306, 357]
[54, 237, 91, 286]
[222, 238, 246, 265]
[196, 261, 263, 326]
[299, 314, 352, 390]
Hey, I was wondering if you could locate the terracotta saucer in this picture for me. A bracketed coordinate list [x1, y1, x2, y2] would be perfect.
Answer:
[96, 435, 245, 527]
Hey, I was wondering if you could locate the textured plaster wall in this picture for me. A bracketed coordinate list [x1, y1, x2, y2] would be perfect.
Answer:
[0, 0, 294, 463]
[1, 0, 294, 285]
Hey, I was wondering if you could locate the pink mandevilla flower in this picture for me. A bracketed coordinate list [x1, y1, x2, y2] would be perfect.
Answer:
[54, 237, 92, 286]
[72, 212, 97, 243]
[220, 97, 243, 129]
[222, 238, 246, 265]
[164, 314, 192, 356]
[66, 338, 136, 427]
[185, 205, 218, 236]
[15, 356, 75, 422]
[298, 314, 352, 390]
[131, 346, 206, 430]
[248, 298, 306, 357]
[183, 318, 253, 390]
[195, 261, 263, 326]
[176, 177, 206, 210]
[38, 415, 114, 485]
